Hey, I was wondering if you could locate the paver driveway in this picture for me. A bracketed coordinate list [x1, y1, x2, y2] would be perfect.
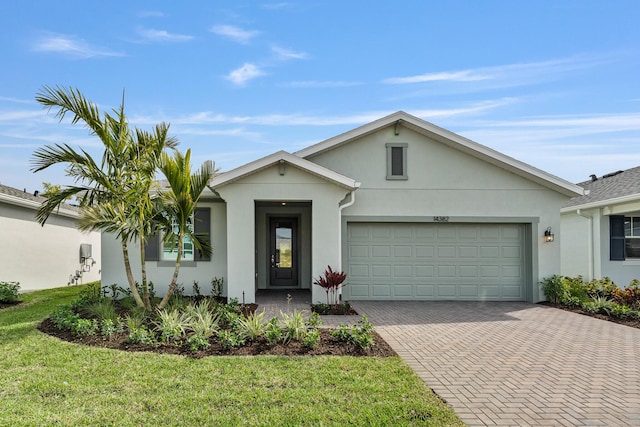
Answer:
[350, 301, 640, 426]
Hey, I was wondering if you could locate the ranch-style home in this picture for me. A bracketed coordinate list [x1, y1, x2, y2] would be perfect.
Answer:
[101, 111, 585, 304]
[561, 166, 640, 286]
[0, 184, 101, 291]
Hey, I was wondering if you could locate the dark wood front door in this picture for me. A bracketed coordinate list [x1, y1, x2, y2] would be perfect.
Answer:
[269, 217, 298, 287]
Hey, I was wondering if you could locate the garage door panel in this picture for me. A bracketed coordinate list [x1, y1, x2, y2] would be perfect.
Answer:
[502, 246, 521, 258]
[372, 265, 391, 277]
[345, 222, 526, 301]
[372, 284, 391, 297]
[349, 284, 371, 298]
[349, 264, 369, 278]
[480, 246, 500, 258]
[415, 284, 434, 296]
[394, 246, 412, 258]
[436, 284, 457, 297]
[416, 246, 435, 258]
[459, 284, 479, 297]
[459, 265, 478, 277]
[479, 265, 500, 278]
[438, 246, 456, 258]
[459, 246, 478, 258]
[393, 284, 413, 297]
[438, 265, 456, 277]
[416, 265, 434, 277]
[349, 245, 368, 258]
[372, 245, 390, 257]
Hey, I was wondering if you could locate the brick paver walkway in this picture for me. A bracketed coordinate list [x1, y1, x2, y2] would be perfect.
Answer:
[350, 301, 640, 426]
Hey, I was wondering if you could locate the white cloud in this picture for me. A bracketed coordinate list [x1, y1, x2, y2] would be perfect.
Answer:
[226, 63, 265, 86]
[137, 28, 193, 42]
[31, 33, 123, 58]
[383, 54, 613, 89]
[261, 3, 289, 10]
[210, 25, 260, 44]
[271, 45, 308, 60]
[384, 70, 491, 84]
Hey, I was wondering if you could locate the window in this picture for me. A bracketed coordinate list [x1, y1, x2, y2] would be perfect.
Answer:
[162, 215, 194, 261]
[145, 207, 211, 262]
[625, 217, 640, 258]
[386, 143, 407, 180]
[610, 215, 640, 260]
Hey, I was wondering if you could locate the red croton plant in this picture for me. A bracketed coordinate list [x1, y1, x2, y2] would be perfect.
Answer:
[314, 265, 347, 306]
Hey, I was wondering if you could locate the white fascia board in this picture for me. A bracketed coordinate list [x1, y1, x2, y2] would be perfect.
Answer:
[209, 150, 358, 190]
[0, 193, 80, 219]
[561, 193, 640, 214]
[296, 110, 584, 198]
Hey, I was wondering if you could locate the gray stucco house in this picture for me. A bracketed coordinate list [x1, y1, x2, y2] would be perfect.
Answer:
[102, 111, 584, 303]
[0, 184, 101, 291]
[561, 166, 640, 286]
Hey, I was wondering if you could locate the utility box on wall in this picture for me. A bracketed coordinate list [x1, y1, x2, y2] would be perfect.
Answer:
[80, 243, 92, 263]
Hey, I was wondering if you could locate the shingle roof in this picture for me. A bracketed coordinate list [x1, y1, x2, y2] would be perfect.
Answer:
[562, 166, 640, 208]
[0, 184, 46, 202]
[0, 183, 80, 214]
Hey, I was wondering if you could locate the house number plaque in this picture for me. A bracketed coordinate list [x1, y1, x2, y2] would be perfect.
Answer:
[433, 216, 450, 222]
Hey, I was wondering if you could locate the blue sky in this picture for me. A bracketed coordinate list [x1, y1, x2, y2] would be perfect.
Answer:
[1, 1, 640, 192]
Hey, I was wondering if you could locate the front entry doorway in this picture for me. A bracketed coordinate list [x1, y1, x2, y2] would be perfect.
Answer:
[269, 217, 299, 287]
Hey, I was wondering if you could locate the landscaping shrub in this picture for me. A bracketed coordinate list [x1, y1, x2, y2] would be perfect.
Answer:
[313, 265, 347, 306]
[0, 281, 20, 303]
[237, 310, 266, 341]
[611, 280, 640, 309]
[540, 275, 565, 304]
[331, 315, 376, 349]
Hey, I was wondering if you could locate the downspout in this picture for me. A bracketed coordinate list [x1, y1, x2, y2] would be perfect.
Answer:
[338, 184, 360, 273]
[576, 208, 594, 280]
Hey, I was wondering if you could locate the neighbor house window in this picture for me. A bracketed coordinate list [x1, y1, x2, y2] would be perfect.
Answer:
[610, 215, 640, 260]
[625, 217, 640, 258]
[162, 215, 194, 261]
[386, 143, 408, 180]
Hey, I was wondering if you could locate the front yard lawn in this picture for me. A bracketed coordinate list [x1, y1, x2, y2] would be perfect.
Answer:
[0, 285, 463, 426]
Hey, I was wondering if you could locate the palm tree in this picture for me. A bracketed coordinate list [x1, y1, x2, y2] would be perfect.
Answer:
[156, 149, 214, 309]
[31, 86, 176, 309]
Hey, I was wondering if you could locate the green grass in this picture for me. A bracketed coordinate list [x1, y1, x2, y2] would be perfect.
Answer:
[0, 285, 464, 426]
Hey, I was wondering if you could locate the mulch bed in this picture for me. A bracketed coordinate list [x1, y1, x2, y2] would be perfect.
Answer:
[37, 317, 397, 358]
[539, 301, 640, 329]
[0, 301, 22, 310]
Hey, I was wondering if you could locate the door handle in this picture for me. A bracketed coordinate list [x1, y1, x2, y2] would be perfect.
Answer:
[271, 254, 275, 267]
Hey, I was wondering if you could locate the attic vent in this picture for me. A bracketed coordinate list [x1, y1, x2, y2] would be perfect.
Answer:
[602, 170, 624, 179]
[590, 174, 598, 182]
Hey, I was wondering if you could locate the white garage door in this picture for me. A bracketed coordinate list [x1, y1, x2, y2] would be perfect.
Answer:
[344, 222, 526, 301]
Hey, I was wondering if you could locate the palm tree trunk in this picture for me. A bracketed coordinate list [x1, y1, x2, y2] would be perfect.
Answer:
[121, 241, 145, 308]
[157, 233, 184, 310]
[139, 243, 152, 311]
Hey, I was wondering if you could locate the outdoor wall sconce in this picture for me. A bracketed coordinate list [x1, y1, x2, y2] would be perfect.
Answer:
[544, 227, 555, 243]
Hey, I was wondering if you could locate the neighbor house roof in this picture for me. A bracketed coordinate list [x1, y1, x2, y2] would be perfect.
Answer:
[209, 150, 360, 190]
[295, 111, 585, 198]
[0, 183, 80, 218]
[562, 166, 640, 211]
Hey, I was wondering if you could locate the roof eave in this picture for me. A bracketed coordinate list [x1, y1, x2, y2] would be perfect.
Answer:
[561, 192, 640, 214]
[0, 193, 80, 219]
[209, 150, 358, 191]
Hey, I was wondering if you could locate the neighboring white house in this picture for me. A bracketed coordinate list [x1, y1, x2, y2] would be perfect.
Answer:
[561, 166, 640, 287]
[0, 184, 101, 291]
[102, 111, 584, 303]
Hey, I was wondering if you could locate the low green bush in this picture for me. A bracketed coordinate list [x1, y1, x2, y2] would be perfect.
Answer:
[0, 281, 20, 303]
